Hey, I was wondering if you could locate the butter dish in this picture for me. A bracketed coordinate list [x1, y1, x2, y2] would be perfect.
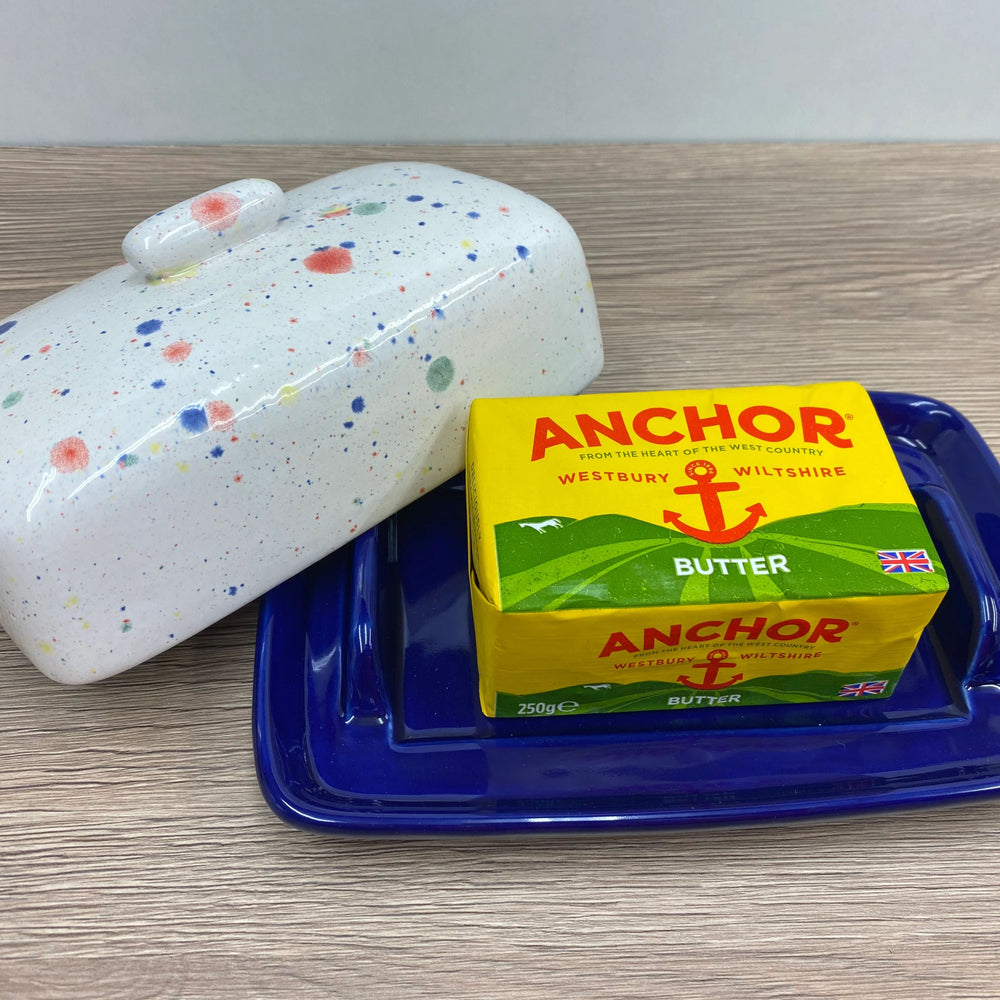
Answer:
[254, 392, 1000, 835]
[0, 162, 602, 682]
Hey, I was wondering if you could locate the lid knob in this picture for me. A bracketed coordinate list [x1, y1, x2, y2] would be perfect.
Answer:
[122, 179, 285, 280]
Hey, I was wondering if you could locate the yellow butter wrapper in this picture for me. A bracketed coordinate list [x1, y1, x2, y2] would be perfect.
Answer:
[467, 382, 948, 717]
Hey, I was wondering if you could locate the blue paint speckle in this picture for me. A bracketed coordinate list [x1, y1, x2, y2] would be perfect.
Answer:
[136, 319, 163, 336]
[0, 320, 17, 335]
[151, 379, 165, 389]
[431, 202, 444, 208]
[351, 396, 365, 414]
[467, 211, 480, 219]
[210, 445, 224, 458]
[228, 586, 238, 596]
[340, 241, 355, 249]
[407, 195, 424, 202]
[60, 388, 70, 396]
[343, 421, 354, 429]
[516, 245, 530, 260]
[466, 253, 477, 261]
[179, 406, 209, 434]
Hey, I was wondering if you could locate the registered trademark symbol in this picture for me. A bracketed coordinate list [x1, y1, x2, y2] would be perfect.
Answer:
[852, 621, 860, 626]
[845, 413, 854, 420]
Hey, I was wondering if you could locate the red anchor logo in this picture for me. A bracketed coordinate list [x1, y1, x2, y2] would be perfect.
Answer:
[677, 648, 744, 690]
[663, 460, 766, 543]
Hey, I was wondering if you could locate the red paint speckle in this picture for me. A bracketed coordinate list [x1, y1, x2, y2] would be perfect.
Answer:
[206, 400, 236, 431]
[499, 205, 510, 214]
[399, 285, 406, 292]
[351, 349, 372, 367]
[161, 340, 192, 363]
[304, 246, 353, 274]
[39, 345, 51, 354]
[234, 474, 243, 483]
[190, 191, 242, 230]
[50, 436, 90, 473]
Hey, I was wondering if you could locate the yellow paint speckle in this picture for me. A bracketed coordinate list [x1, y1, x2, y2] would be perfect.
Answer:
[175, 462, 190, 473]
[150, 262, 200, 283]
[279, 385, 299, 405]
[38, 641, 53, 654]
[64, 595, 79, 608]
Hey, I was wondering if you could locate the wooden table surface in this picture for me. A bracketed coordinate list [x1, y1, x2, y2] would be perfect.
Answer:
[3, 144, 1000, 999]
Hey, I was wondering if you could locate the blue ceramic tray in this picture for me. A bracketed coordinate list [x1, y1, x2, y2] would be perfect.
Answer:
[253, 392, 1000, 835]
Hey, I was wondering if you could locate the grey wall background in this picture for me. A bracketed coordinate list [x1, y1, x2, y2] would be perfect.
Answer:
[3, 0, 999, 144]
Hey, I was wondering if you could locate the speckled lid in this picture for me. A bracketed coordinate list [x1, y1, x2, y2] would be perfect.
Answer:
[0, 162, 603, 683]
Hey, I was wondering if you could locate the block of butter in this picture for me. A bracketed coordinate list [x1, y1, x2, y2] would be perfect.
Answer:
[467, 382, 948, 717]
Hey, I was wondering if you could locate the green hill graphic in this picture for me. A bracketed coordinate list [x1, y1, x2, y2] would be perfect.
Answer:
[493, 667, 903, 716]
[494, 503, 946, 612]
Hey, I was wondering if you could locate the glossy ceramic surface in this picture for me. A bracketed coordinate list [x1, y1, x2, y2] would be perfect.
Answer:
[0, 163, 602, 683]
[254, 392, 1000, 835]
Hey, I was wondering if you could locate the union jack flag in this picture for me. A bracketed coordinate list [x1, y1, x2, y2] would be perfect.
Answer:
[839, 680, 888, 697]
[877, 549, 934, 574]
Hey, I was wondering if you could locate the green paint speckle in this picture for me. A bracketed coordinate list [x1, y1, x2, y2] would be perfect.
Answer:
[2, 390, 23, 409]
[355, 202, 387, 216]
[426, 356, 455, 392]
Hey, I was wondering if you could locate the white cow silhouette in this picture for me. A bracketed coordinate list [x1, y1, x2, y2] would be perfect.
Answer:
[518, 517, 563, 533]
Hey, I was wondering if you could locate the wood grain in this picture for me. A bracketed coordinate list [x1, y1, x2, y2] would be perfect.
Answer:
[3, 145, 1000, 999]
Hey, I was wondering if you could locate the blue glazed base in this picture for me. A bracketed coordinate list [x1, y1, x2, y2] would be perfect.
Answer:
[253, 392, 1000, 835]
